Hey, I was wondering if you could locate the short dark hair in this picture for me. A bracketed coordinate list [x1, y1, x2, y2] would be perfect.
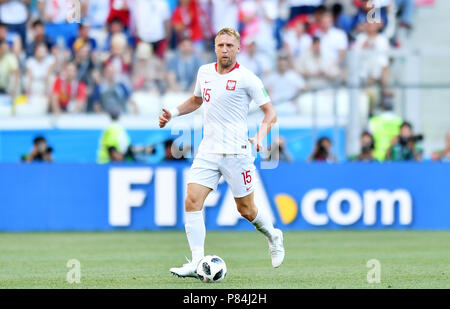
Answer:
[33, 136, 46, 145]
[314, 5, 328, 14]
[110, 110, 120, 121]
[32, 20, 44, 28]
[332, 3, 343, 15]
[401, 121, 413, 130]
[164, 139, 174, 149]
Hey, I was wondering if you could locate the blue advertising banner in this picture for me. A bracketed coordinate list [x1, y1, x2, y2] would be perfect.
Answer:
[0, 162, 449, 231]
[0, 127, 346, 163]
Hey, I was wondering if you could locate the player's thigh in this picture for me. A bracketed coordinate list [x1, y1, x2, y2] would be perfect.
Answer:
[185, 183, 213, 211]
[186, 154, 222, 211]
[221, 155, 257, 199]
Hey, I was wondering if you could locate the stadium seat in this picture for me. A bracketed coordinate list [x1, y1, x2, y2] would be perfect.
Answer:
[14, 96, 48, 117]
[297, 88, 369, 121]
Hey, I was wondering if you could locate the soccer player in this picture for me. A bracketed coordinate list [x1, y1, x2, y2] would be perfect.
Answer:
[159, 28, 285, 278]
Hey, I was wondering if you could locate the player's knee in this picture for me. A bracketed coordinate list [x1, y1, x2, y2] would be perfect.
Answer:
[237, 204, 256, 221]
[185, 194, 203, 212]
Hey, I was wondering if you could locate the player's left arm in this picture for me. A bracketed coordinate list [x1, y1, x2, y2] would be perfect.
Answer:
[246, 73, 277, 152]
[249, 102, 277, 153]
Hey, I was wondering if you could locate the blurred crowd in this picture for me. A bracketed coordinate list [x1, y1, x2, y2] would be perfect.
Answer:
[0, 0, 418, 116]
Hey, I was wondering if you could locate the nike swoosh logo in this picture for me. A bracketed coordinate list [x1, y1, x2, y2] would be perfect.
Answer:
[246, 187, 253, 191]
[205, 81, 211, 83]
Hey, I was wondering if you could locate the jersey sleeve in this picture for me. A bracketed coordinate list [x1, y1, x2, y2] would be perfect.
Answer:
[246, 71, 271, 107]
[193, 67, 202, 98]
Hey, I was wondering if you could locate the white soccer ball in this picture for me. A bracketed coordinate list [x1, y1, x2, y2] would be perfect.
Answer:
[196, 255, 227, 283]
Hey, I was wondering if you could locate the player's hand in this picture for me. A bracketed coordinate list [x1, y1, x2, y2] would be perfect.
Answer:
[159, 108, 172, 128]
[249, 137, 264, 153]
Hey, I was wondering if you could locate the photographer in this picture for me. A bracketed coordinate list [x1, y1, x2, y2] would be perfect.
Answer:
[309, 137, 336, 163]
[356, 131, 376, 162]
[24, 136, 53, 163]
[386, 122, 423, 162]
[97, 111, 130, 164]
[162, 139, 189, 162]
[264, 137, 293, 163]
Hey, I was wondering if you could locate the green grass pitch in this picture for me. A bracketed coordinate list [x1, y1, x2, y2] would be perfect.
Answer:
[0, 231, 449, 289]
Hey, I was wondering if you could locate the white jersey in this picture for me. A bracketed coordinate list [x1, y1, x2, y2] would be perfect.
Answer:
[194, 62, 271, 155]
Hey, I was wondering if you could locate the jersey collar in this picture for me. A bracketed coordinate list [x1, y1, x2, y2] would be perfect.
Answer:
[215, 62, 240, 74]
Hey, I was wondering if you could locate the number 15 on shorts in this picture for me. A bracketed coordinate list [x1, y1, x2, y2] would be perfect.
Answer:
[241, 170, 252, 185]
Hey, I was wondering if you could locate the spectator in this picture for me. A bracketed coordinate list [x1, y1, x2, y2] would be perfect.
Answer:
[171, 0, 208, 52]
[130, 0, 171, 58]
[104, 33, 132, 91]
[92, 63, 132, 114]
[239, 0, 278, 59]
[0, 0, 29, 47]
[211, 0, 239, 34]
[26, 19, 54, 57]
[283, 20, 312, 59]
[288, 0, 324, 21]
[25, 43, 55, 101]
[432, 132, 450, 162]
[264, 52, 306, 115]
[86, 0, 110, 29]
[68, 23, 98, 55]
[351, 131, 376, 162]
[50, 62, 87, 114]
[274, 0, 290, 50]
[316, 11, 348, 66]
[295, 36, 340, 88]
[386, 121, 423, 161]
[132, 42, 168, 94]
[167, 37, 203, 92]
[353, 22, 390, 87]
[368, 94, 402, 161]
[306, 4, 327, 37]
[0, 23, 13, 45]
[264, 136, 293, 162]
[106, 0, 131, 28]
[237, 37, 270, 78]
[332, 3, 352, 34]
[97, 111, 131, 164]
[73, 43, 96, 93]
[23, 136, 53, 163]
[309, 136, 336, 162]
[163, 139, 188, 162]
[395, 0, 415, 29]
[11, 31, 25, 73]
[351, 0, 388, 35]
[38, 0, 79, 46]
[104, 18, 135, 52]
[0, 39, 20, 98]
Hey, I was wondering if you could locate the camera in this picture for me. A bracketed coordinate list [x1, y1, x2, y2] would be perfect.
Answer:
[399, 134, 424, 146]
[128, 145, 156, 155]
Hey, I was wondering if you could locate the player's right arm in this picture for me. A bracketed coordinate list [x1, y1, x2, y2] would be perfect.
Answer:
[159, 66, 205, 128]
[158, 95, 203, 128]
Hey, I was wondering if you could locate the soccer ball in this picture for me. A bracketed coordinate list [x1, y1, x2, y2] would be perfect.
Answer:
[196, 255, 227, 283]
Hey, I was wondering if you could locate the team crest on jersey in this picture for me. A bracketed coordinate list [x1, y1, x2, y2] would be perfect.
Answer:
[226, 80, 237, 91]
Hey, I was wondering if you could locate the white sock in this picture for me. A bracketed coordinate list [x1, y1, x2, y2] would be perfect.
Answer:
[185, 211, 205, 263]
[251, 209, 276, 242]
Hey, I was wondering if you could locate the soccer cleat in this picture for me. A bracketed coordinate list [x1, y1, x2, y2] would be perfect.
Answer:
[269, 229, 285, 268]
[170, 257, 200, 278]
